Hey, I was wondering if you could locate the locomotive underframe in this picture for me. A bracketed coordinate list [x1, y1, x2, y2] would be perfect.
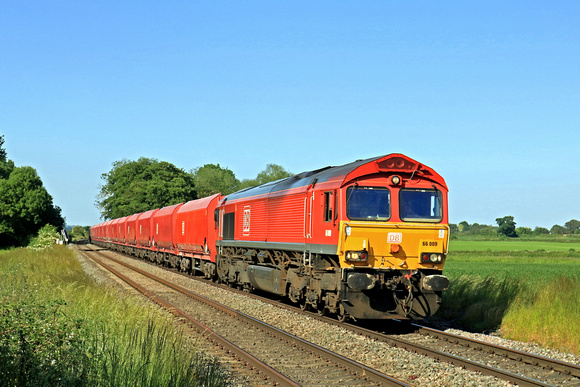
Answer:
[93, 240, 445, 321]
[215, 243, 444, 321]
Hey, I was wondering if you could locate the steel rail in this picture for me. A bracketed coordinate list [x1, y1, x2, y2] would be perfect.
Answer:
[82, 247, 412, 387]
[413, 324, 580, 378]
[197, 277, 562, 387]
[343, 325, 554, 387]
[78, 248, 299, 387]
[185, 270, 572, 387]
[85, 244, 574, 387]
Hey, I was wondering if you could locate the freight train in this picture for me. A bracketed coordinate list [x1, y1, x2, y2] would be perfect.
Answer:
[91, 153, 450, 321]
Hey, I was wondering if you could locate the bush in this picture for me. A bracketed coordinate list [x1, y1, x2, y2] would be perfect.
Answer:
[27, 224, 61, 250]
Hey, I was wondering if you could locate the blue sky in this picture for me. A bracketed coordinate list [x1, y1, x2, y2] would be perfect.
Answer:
[1, 1, 578, 228]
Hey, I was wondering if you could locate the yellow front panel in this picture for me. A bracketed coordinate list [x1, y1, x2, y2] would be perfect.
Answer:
[338, 221, 449, 270]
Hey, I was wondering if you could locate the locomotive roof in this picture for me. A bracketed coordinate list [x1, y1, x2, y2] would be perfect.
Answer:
[223, 153, 446, 203]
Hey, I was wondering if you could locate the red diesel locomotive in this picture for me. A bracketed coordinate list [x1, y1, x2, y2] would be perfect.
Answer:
[91, 153, 450, 321]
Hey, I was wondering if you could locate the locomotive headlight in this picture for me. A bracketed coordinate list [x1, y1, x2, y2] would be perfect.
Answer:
[421, 253, 443, 263]
[390, 175, 401, 185]
[345, 226, 351, 236]
[346, 250, 368, 262]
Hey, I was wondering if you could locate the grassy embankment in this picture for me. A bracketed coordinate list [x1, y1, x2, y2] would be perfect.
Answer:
[0, 246, 230, 386]
[437, 236, 580, 355]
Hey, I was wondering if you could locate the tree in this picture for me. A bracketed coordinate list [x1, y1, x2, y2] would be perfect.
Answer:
[192, 164, 239, 198]
[564, 219, 580, 235]
[550, 224, 566, 235]
[496, 216, 517, 238]
[239, 164, 293, 189]
[516, 226, 532, 235]
[96, 157, 197, 220]
[457, 221, 470, 233]
[0, 166, 64, 247]
[532, 227, 550, 235]
[0, 135, 15, 179]
[0, 135, 7, 162]
[70, 225, 90, 241]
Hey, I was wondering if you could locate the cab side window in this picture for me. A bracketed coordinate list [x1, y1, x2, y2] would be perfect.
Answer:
[324, 192, 333, 222]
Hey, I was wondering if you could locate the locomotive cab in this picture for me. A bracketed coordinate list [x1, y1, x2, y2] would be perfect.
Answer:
[337, 155, 450, 319]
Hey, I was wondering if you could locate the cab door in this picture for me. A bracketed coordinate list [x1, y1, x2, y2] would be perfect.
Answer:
[305, 188, 314, 239]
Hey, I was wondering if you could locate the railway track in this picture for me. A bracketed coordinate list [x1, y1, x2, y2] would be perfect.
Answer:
[77, 245, 580, 386]
[239, 291, 580, 386]
[259, 282, 580, 387]
[78, 246, 411, 386]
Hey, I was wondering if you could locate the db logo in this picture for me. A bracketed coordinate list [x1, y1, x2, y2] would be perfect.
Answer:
[243, 206, 251, 236]
[387, 232, 403, 244]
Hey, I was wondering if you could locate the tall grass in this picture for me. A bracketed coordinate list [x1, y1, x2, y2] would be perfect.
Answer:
[436, 275, 524, 332]
[0, 246, 230, 386]
[438, 248, 580, 355]
[501, 276, 580, 354]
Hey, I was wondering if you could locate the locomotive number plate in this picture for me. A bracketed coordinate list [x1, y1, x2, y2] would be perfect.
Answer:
[420, 239, 444, 252]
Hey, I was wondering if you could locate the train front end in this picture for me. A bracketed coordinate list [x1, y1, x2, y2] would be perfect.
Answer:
[337, 154, 450, 320]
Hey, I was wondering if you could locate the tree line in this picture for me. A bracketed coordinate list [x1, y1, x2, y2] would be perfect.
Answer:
[0, 136, 64, 247]
[96, 158, 580, 238]
[96, 157, 293, 220]
[450, 216, 580, 238]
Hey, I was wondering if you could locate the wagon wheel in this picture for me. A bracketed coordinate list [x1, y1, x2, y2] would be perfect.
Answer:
[299, 298, 309, 311]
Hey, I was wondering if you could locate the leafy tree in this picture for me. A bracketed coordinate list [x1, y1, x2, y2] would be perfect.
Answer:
[564, 219, 580, 234]
[457, 221, 470, 233]
[496, 216, 517, 238]
[0, 135, 5, 161]
[532, 227, 550, 235]
[192, 164, 239, 198]
[70, 225, 90, 241]
[96, 157, 197, 220]
[0, 166, 65, 247]
[550, 224, 566, 235]
[0, 135, 15, 179]
[516, 226, 532, 235]
[239, 164, 293, 189]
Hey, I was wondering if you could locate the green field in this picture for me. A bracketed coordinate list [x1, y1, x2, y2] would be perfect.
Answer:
[449, 239, 580, 252]
[436, 238, 580, 354]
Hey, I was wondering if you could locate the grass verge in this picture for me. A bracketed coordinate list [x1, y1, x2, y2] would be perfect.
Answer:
[436, 249, 580, 355]
[0, 246, 230, 386]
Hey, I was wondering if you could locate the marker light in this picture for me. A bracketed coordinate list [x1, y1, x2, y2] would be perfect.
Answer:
[421, 253, 443, 263]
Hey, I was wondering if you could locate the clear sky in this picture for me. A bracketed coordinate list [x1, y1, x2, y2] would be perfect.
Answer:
[1, 1, 578, 229]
